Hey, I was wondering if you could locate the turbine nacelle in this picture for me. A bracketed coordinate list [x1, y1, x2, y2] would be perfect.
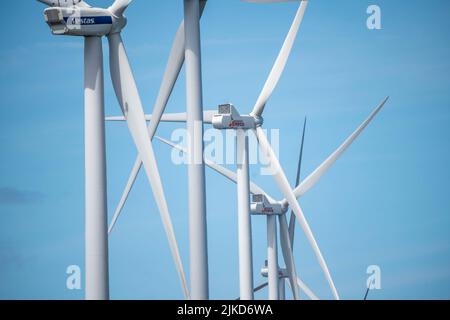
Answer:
[212, 103, 262, 130]
[251, 194, 284, 216]
[41, 1, 128, 36]
[260, 261, 288, 278]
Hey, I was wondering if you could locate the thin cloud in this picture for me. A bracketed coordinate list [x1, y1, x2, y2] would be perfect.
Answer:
[34, 41, 83, 50]
[0, 187, 44, 206]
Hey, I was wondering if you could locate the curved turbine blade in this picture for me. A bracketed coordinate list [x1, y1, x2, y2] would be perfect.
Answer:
[254, 282, 269, 292]
[105, 110, 216, 123]
[285, 275, 319, 300]
[254, 126, 339, 300]
[107, 3, 207, 236]
[297, 277, 319, 300]
[154, 136, 276, 203]
[106, 113, 189, 123]
[251, 0, 308, 117]
[292, 97, 389, 200]
[278, 214, 300, 300]
[107, 21, 187, 235]
[236, 282, 268, 300]
[109, 0, 132, 16]
[289, 117, 307, 247]
[107, 33, 189, 299]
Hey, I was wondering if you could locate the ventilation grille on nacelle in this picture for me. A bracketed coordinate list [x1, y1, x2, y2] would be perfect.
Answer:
[45, 9, 63, 24]
[252, 194, 263, 203]
[218, 104, 231, 115]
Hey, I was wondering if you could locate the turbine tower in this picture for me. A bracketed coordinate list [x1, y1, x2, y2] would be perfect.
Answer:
[212, 104, 256, 300]
[183, 0, 209, 300]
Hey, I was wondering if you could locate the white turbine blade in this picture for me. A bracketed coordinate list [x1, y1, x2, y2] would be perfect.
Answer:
[105, 115, 129, 121]
[236, 282, 268, 300]
[37, 0, 84, 6]
[37, 0, 54, 5]
[203, 110, 216, 124]
[105, 110, 216, 123]
[278, 214, 300, 300]
[285, 275, 318, 300]
[107, 162, 139, 235]
[106, 113, 186, 122]
[250, 0, 308, 117]
[255, 126, 339, 300]
[109, 0, 132, 16]
[254, 282, 269, 292]
[292, 97, 389, 199]
[205, 160, 276, 202]
[108, 21, 186, 235]
[289, 117, 307, 248]
[108, 33, 189, 299]
[297, 277, 319, 300]
[107, 4, 207, 237]
[154, 136, 276, 203]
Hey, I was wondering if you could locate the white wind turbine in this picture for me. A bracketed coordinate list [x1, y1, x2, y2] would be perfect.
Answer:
[37, 0, 189, 300]
[209, 0, 309, 300]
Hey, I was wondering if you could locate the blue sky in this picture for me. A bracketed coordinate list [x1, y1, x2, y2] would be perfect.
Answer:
[0, 0, 449, 300]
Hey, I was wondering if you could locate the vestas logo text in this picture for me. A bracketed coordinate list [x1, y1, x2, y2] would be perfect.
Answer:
[68, 17, 95, 25]
[64, 16, 113, 25]
[228, 120, 245, 128]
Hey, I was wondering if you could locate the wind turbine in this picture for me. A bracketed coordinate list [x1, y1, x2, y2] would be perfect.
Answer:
[37, 0, 189, 300]
[211, 104, 256, 300]
[252, 117, 308, 300]
[209, 0, 310, 300]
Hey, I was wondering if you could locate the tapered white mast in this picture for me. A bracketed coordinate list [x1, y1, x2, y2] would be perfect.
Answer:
[236, 130, 254, 300]
[37, 0, 112, 301]
[267, 215, 279, 300]
[183, 0, 209, 300]
[212, 105, 258, 300]
[279, 276, 286, 300]
[84, 36, 109, 300]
